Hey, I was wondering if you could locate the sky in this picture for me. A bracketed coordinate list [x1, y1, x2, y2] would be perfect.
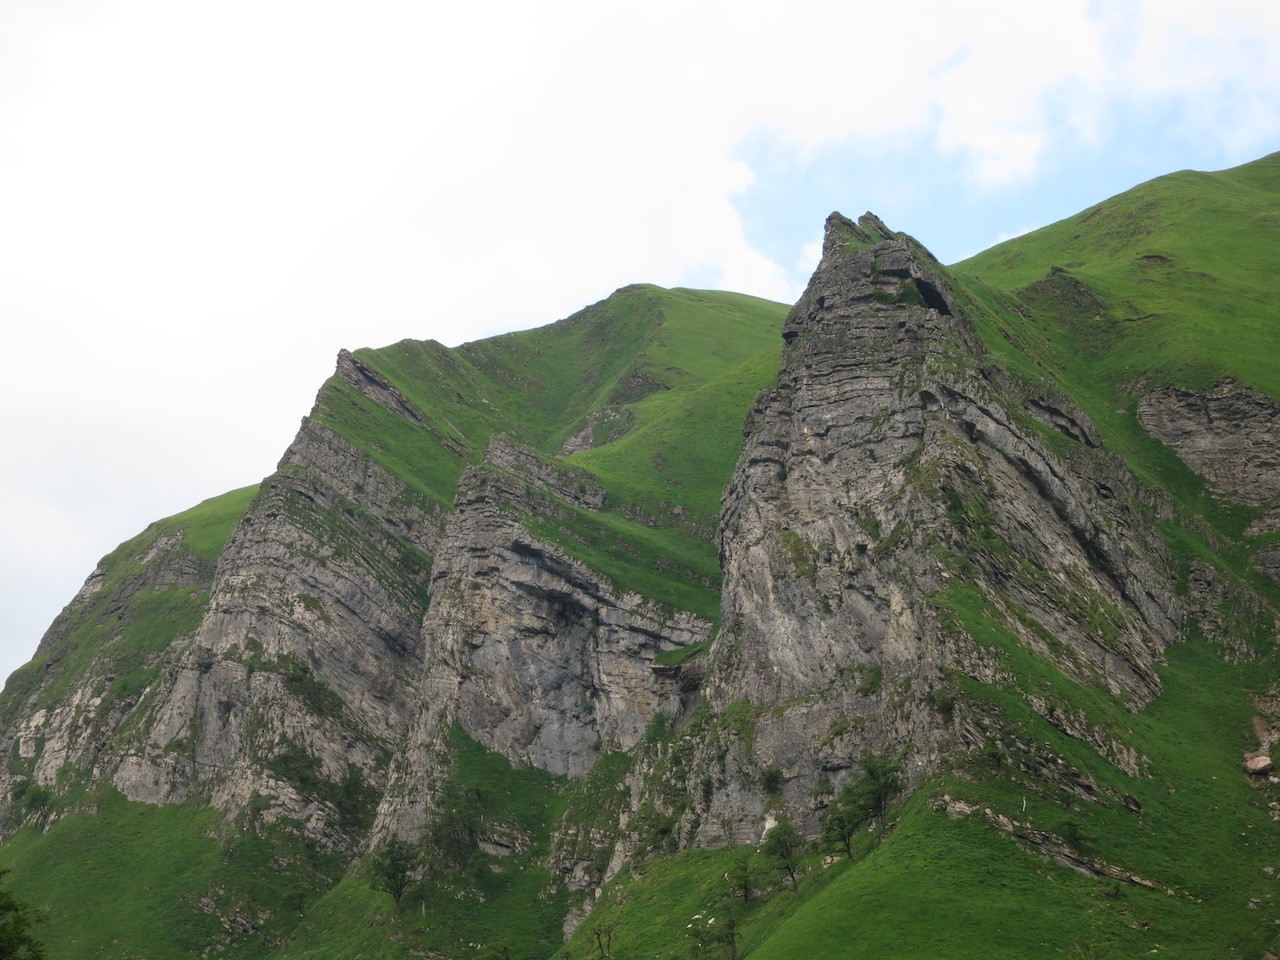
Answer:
[2, 0, 1279, 686]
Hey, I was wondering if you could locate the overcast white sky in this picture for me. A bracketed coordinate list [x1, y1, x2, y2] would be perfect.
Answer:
[2, 0, 1279, 686]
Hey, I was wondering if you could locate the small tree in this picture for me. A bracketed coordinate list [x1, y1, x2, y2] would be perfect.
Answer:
[18, 786, 52, 830]
[820, 798, 866, 859]
[762, 818, 804, 892]
[0, 869, 45, 960]
[858, 755, 903, 822]
[370, 838, 416, 912]
[821, 755, 903, 859]
[429, 786, 481, 867]
[709, 913, 741, 960]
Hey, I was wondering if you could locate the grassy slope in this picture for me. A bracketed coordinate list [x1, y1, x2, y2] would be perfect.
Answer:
[0, 731, 566, 960]
[316, 285, 786, 620]
[956, 152, 1280, 400]
[320, 284, 784, 521]
[0, 788, 346, 960]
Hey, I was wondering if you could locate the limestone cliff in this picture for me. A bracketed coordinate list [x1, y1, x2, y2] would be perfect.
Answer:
[591, 214, 1184, 856]
[377, 436, 710, 841]
[109, 413, 448, 845]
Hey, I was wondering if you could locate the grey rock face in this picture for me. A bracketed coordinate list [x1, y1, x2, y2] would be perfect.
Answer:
[484, 434, 606, 511]
[0, 528, 214, 809]
[112, 413, 439, 841]
[1137, 378, 1280, 585]
[697, 213, 1180, 839]
[378, 439, 710, 840]
[1186, 559, 1276, 660]
[1257, 544, 1280, 589]
[1138, 379, 1280, 509]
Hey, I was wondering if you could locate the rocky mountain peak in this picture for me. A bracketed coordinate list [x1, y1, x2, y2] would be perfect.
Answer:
[792, 215, 959, 348]
[694, 215, 1181, 843]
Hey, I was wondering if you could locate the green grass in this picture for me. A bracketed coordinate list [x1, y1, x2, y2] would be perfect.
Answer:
[0, 788, 344, 960]
[550, 841, 856, 960]
[956, 154, 1280, 400]
[527, 501, 723, 623]
[569, 344, 781, 525]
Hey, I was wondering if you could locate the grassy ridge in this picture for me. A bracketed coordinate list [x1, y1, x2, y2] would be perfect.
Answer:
[956, 152, 1280, 399]
[314, 285, 786, 620]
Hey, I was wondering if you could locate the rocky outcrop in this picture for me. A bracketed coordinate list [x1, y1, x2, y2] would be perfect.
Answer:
[1138, 379, 1280, 586]
[378, 439, 711, 841]
[1138, 379, 1280, 510]
[335, 348, 426, 425]
[0, 522, 219, 817]
[1257, 545, 1280, 589]
[691, 213, 1179, 841]
[558, 409, 628, 457]
[1186, 560, 1275, 659]
[111, 410, 441, 843]
[484, 434, 606, 510]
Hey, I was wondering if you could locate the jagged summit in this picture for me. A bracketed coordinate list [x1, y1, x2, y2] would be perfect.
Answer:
[821, 210, 895, 252]
[788, 214, 960, 346]
[700, 207, 1180, 844]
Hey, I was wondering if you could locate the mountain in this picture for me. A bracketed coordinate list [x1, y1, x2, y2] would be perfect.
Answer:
[2, 154, 1279, 959]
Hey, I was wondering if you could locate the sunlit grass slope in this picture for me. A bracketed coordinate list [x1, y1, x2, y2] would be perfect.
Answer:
[315, 285, 787, 619]
[952, 153, 1280, 588]
[956, 152, 1280, 400]
[0, 786, 347, 960]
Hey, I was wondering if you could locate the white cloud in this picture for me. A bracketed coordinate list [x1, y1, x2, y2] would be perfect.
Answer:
[1, 0, 1278, 682]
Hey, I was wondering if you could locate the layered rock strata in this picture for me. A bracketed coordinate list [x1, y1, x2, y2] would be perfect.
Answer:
[692, 213, 1181, 840]
[378, 440, 710, 840]
[1138, 379, 1280, 510]
[111, 415, 439, 842]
